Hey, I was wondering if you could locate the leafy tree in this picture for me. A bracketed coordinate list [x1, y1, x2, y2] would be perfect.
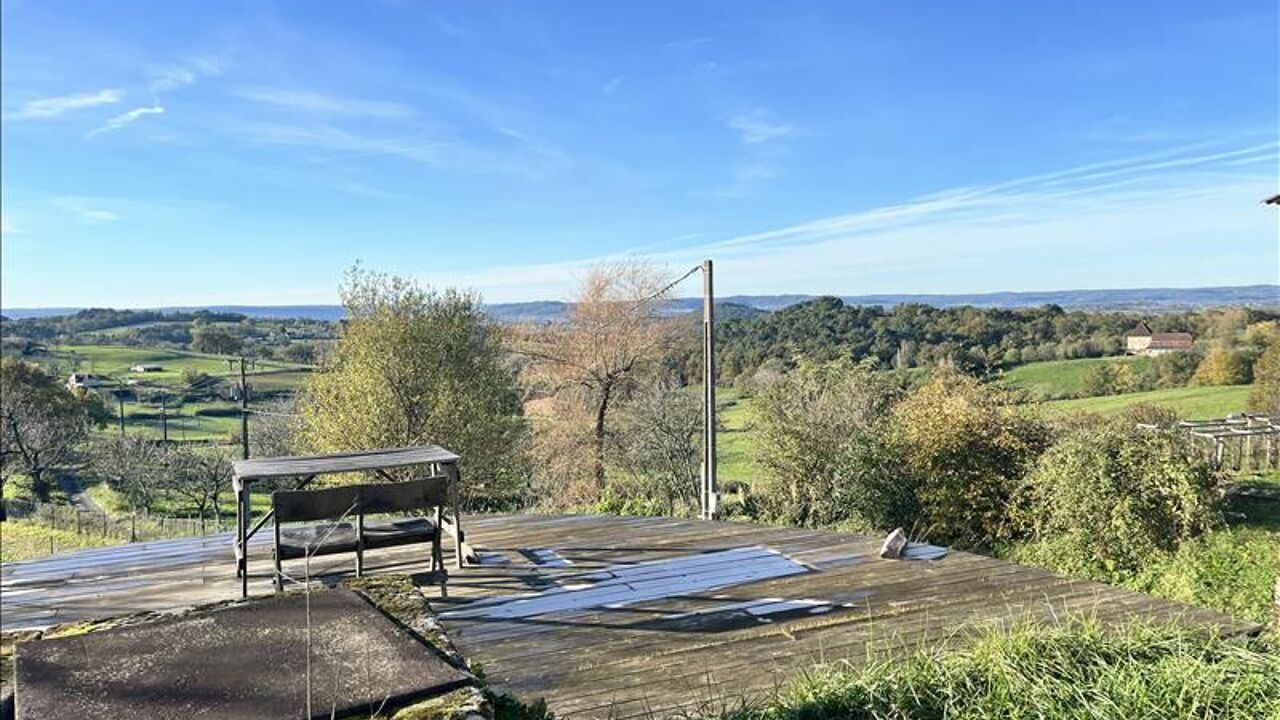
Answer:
[0, 359, 98, 503]
[1149, 349, 1202, 389]
[190, 324, 244, 355]
[890, 370, 1050, 547]
[296, 266, 527, 508]
[1247, 344, 1280, 416]
[1190, 347, 1251, 386]
[1015, 423, 1218, 577]
[281, 342, 319, 365]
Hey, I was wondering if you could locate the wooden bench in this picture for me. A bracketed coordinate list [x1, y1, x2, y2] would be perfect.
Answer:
[270, 477, 452, 591]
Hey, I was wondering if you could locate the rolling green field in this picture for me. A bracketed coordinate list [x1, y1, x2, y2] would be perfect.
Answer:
[999, 356, 1152, 399]
[48, 344, 311, 384]
[26, 344, 313, 440]
[1039, 384, 1250, 420]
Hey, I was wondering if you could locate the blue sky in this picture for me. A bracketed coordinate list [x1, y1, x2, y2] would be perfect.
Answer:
[2, 0, 1276, 307]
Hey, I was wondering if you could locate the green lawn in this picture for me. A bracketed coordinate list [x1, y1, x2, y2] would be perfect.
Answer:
[1039, 384, 1250, 420]
[999, 356, 1152, 400]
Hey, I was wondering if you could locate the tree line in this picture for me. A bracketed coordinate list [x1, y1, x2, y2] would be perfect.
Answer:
[5, 263, 1279, 535]
[712, 298, 1279, 383]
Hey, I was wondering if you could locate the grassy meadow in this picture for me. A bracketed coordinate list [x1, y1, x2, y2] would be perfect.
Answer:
[0, 521, 118, 563]
[49, 344, 312, 387]
[998, 356, 1154, 399]
[1039, 384, 1250, 419]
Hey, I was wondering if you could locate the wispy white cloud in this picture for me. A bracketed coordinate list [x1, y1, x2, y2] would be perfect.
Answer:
[148, 55, 231, 92]
[603, 76, 623, 94]
[87, 105, 165, 137]
[231, 87, 415, 119]
[430, 140, 1278, 301]
[4, 89, 122, 120]
[725, 109, 794, 145]
[233, 121, 563, 178]
[52, 197, 122, 223]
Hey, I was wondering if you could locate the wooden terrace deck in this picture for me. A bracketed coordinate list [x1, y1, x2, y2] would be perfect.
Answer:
[1, 514, 1258, 718]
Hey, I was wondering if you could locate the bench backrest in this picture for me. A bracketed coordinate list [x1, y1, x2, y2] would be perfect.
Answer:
[271, 477, 449, 523]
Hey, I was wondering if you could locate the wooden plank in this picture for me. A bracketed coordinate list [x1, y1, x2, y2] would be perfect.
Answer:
[232, 445, 459, 481]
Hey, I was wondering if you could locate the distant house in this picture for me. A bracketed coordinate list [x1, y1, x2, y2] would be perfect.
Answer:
[1125, 321, 1194, 356]
[66, 373, 108, 390]
[130, 364, 163, 373]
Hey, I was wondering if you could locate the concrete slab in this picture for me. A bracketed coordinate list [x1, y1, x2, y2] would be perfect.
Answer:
[14, 589, 470, 720]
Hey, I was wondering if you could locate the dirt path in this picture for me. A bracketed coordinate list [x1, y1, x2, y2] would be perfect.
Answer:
[57, 474, 106, 517]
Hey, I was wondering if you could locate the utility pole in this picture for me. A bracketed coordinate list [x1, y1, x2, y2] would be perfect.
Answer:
[239, 357, 250, 459]
[116, 389, 126, 435]
[160, 390, 168, 443]
[701, 259, 718, 521]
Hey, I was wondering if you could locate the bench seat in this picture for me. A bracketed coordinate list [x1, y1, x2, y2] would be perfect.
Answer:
[276, 517, 436, 560]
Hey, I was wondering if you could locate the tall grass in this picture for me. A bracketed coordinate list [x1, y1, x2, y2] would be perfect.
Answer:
[706, 621, 1279, 720]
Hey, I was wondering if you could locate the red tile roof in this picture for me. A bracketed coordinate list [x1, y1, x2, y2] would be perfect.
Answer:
[1148, 332, 1193, 349]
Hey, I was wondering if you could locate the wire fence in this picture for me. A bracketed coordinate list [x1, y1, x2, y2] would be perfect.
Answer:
[3, 497, 222, 546]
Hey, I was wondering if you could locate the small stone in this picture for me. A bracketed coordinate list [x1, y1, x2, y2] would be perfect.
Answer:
[879, 528, 908, 559]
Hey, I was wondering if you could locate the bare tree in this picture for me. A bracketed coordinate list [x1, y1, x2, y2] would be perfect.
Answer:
[165, 444, 233, 530]
[613, 379, 701, 513]
[89, 435, 165, 515]
[250, 396, 300, 458]
[519, 262, 682, 488]
[1, 358, 95, 505]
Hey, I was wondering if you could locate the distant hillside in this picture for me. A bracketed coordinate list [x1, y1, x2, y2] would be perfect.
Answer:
[4, 284, 1276, 322]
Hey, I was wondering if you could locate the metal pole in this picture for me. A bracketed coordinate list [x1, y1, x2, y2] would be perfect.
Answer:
[239, 357, 250, 460]
[702, 259, 718, 520]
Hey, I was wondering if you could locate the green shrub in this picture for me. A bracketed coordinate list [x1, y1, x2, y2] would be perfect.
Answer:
[753, 359, 902, 528]
[890, 370, 1050, 548]
[1015, 423, 1219, 577]
[712, 621, 1280, 720]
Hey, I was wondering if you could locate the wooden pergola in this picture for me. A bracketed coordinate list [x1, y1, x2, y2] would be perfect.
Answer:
[231, 446, 474, 598]
[1143, 414, 1280, 470]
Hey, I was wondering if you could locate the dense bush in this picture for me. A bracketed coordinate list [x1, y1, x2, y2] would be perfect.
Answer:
[890, 371, 1050, 547]
[1015, 423, 1219, 577]
[1080, 361, 1139, 397]
[1148, 348, 1203, 389]
[753, 360, 904, 527]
